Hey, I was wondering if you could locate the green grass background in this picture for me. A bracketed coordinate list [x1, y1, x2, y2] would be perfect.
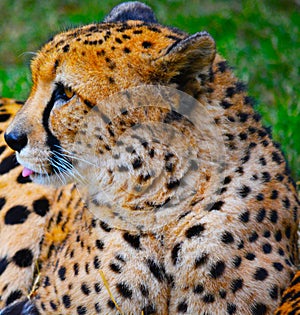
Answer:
[0, 0, 299, 183]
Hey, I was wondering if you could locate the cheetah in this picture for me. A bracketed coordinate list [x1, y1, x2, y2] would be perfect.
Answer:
[1, 2, 300, 314]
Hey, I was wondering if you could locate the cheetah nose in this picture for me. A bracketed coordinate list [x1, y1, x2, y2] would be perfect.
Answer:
[4, 130, 28, 152]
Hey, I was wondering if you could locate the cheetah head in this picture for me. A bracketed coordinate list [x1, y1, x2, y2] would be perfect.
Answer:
[5, 2, 220, 228]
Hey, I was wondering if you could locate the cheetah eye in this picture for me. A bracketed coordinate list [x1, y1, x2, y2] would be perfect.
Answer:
[52, 82, 75, 108]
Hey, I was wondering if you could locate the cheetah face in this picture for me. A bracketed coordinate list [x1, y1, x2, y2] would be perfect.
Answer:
[4, 7, 216, 190]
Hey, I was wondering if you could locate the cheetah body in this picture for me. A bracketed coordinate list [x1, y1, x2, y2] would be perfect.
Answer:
[1, 2, 299, 315]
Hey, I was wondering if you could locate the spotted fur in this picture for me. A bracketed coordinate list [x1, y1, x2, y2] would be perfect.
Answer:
[1, 2, 299, 314]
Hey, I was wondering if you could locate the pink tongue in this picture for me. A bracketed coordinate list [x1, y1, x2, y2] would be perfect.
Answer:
[22, 167, 34, 177]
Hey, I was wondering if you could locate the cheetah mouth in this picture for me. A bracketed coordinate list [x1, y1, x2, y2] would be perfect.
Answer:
[21, 166, 49, 178]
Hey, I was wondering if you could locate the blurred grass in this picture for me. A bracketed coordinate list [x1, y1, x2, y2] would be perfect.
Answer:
[0, 0, 299, 182]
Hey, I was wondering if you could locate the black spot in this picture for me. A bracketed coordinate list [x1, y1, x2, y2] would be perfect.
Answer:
[239, 210, 250, 223]
[123, 47, 131, 53]
[269, 285, 278, 300]
[123, 232, 141, 249]
[232, 256, 242, 268]
[177, 301, 188, 313]
[140, 284, 149, 297]
[100, 221, 112, 232]
[43, 276, 50, 287]
[225, 86, 235, 97]
[12, 248, 33, 267]
[185, 224, 205, 238]
[237, 112, 249, 122]
[5, 290, 23, 306]
[269, 210, 278, 223]
[58, 266, 66, 281]
[274, 230, 282, 242]
[171, 243, 182, 265]
[195, 253, 209, 268]
[245, 253, 256, 260]
[4, 205, 30, 225]
[50, 301, 57, 310]
[221, 231, 234, 244]
[94, 256, 100, 269]
[272, 151, 283, 164]
[253, 267, 268, 281]
[193, 284, 204, 294]
[205, 200, 224, 211]
[241, 154, 250, 164]
[142, 41, 152, 48]
[142, 305, 156, 315]
[166, 178, 180, 189]
[251, 303, 267, 315]
[219, 289, 227, 299]
[0, 154, 19, 175]
[63, 44, 70, 52]
[270, 190, 279, 199]
[115, 37, 122, 43]
[224, 176, 232, 184]
[132, 157, 143, 169]
[0, 257, 8, 275]
[202, 293, 215, 303]
[81, 283, 91, 296]
[220, 100, 232, 109]
[273, 262, 284, 271]
[231, 278, 243, 293]
[210, 260, 226, 279]
[94, 282, 101, 294]
[237, 240, 244, 249]
[256, 193, 264, 201]
[149, 148, 155, 158]
[238, 185, 251, 198]
[116, 282, 132, 299]
[107, 300, 115, 309]
[283, 197, 291, 209]
[77, 305, 87, 315]
[227, 303, 237, 314]
[0, 145, 6, 155]
[256, 208, 266, 222]
[239, 132, 248, 140]
[147, 259, 166, 282]
[262, 243, 272, 254]
[275, 173, 284, 182]
[249, 231, 258, 243]
[0, 197, 6, 211]
[33, 197, 50, 217]
[259, 157, 267, 166]
[0, 113, 11, 122]
[95, 302, 101, 313]
[95, 239, 104, 250]
[262, 171, 271, 182]
[217, 61, 228, 72]
[110, 263, 121, 273]
[62, 295, 71, 308]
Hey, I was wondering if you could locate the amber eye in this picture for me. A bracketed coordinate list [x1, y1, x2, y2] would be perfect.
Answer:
[64, 86, 75, 99]
[53, 82, 75, 108]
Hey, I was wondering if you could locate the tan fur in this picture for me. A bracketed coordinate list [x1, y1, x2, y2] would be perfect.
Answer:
[1, 2, 299, 314]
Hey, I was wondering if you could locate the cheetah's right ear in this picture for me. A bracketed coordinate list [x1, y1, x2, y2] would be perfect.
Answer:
[104, 1, 158, 23]
[154, 32, 216, 84]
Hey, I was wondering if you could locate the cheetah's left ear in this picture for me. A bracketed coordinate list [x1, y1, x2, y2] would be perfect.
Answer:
[154, 32, 216, 83]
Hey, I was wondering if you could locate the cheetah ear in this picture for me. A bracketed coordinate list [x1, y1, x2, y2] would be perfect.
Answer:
[155, 32, 216, 83]
[104, 1, 158, 23]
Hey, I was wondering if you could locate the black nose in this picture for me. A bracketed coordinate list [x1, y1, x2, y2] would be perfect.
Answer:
[4, 131, 28, 152]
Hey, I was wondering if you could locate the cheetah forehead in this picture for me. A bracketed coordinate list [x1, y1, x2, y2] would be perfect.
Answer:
[31, 21, 187, 84]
